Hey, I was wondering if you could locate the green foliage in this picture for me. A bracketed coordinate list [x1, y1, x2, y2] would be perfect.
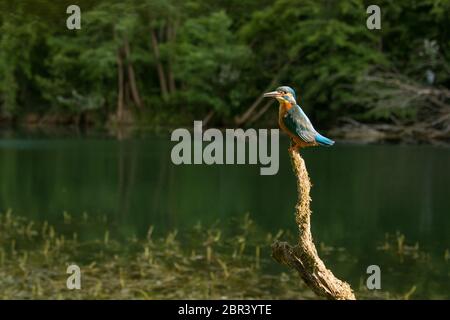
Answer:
[173, 11, 251, 116]
[35, 2, 137, 116]
[0, 13, 41, 115]
[0, 0, 448, 126]
[240, 0, 386, 121]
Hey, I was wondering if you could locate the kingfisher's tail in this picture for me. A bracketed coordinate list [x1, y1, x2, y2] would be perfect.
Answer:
[315, 133, 335, 146]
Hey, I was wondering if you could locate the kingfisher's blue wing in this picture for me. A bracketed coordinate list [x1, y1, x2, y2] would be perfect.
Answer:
[283, 104, 317, 143]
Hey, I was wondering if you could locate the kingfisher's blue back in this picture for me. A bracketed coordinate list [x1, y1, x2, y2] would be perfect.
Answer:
[283, 103, 334, 147]
[264, 85, 335, 148]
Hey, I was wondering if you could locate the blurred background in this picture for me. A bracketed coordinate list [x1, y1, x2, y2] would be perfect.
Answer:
[0, 0, 449, 300]
[0, 0, 449, 139]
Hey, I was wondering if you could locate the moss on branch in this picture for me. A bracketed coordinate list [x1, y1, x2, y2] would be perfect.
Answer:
[271, 147, 356, 300]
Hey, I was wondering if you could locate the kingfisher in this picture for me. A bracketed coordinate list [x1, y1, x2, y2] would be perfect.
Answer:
[263, 86, 334, 150]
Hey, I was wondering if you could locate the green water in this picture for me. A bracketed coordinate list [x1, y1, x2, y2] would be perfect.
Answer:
[0, 129, 449, 299]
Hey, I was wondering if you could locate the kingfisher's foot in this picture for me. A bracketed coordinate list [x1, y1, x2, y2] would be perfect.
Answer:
[289, 144, 300, 153]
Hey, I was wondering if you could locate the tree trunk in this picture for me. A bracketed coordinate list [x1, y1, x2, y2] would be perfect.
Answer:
[235, 65, 287, 126]
[123, 37, 143, 109]
[150, 28, 169, 100]
[203, 110, 215, 127]
[167, 21, 177, 94]
[271, 147, 356, 300]
[247, 99, 274, 125]
[116, 46, 125, 123]
[125, 80, 131, 107]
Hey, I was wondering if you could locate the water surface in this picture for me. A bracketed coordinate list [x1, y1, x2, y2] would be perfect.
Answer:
[0, 129, 448, 298]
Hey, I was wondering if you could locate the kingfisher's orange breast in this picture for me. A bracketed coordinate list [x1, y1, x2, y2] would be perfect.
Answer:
[277, 101, 314, 148]
[278, 101, 294, 137]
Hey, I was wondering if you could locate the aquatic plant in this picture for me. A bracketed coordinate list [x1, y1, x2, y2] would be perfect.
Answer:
[0, 211, 447, 300]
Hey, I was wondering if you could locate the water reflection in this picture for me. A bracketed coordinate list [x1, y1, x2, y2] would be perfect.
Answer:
[0, 130, 449, 298]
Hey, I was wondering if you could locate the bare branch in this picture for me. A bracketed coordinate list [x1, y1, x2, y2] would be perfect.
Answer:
[272, 148, 356, 300]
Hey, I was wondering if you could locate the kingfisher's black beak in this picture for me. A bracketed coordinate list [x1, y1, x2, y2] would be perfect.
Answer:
[263, 91, 281, 98]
